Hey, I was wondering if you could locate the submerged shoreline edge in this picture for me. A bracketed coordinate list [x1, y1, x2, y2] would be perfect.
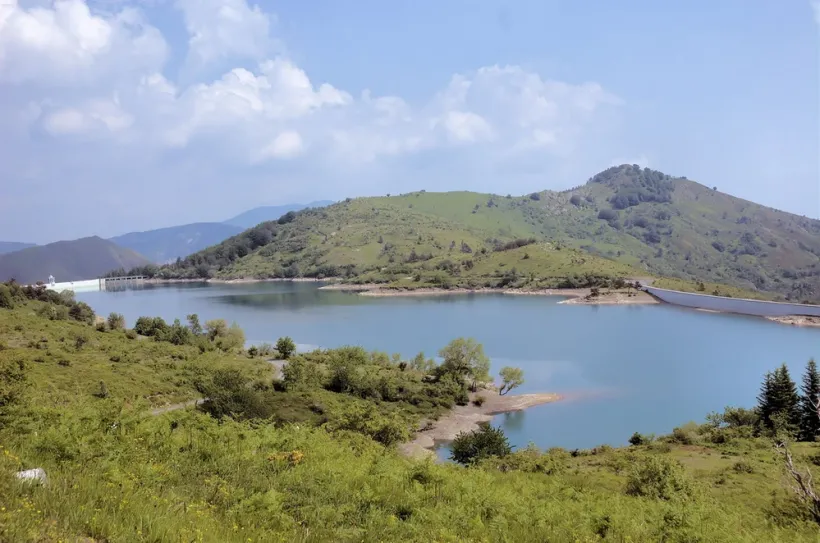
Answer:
[398, 392, 562, 460]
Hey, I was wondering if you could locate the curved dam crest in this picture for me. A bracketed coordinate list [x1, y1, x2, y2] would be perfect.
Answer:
[644, 286, 820, 318]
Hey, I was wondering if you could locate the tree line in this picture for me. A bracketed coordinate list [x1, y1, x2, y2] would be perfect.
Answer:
[757, 360, 820, 441]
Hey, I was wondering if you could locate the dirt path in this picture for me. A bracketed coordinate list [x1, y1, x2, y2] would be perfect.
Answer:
[398, 391, 561, 460]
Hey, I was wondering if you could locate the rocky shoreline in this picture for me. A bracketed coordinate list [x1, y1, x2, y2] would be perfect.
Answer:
[146, 277, 328, 284]
[399, 391, 561, 460]
[318, 283, 657, 305]
[766, 315, 820, 328]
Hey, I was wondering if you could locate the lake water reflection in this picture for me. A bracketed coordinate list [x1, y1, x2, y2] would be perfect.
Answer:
[78, 282, 820, 451]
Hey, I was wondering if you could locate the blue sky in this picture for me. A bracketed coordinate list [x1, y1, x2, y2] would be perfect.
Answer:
[0, 0, 817, 242]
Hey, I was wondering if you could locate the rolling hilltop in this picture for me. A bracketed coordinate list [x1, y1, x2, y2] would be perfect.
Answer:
[0, 236, 152, 284]
[143, 165, 820, 301]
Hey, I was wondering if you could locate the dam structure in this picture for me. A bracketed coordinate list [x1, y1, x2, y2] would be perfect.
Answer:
[44, 275, 146, 293]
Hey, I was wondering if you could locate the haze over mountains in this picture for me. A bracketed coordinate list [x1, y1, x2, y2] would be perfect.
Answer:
[0, 242, 36, 255]
[110, 223, 245, 264]
[0, 237, 152, 285]
[0, 201, 335, 283]
[223, 201, 335, 229]
[152, 165, 820, 302]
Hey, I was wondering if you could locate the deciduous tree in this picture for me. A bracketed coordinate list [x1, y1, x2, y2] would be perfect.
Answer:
[499, 366, 524, 395]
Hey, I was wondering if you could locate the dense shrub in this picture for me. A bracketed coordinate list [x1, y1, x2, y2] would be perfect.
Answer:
[274, 337, 295, 359]
[480, 444, 567, 475]
[629, 432, 647, 446]
[668, 422, 700, 445]
[106, 312, 126, 331]
[625, 456, 696, 501]
[0, 359, 27, 408]
[598, 209, 618, 222]
[450, 423, 512, 465]
[493, 238, 537, 252]
[197, 369, 273, 420]
[323, 403, 410, 446]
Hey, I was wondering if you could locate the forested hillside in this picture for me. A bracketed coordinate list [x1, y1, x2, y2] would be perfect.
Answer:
[117, 165, 820, 301]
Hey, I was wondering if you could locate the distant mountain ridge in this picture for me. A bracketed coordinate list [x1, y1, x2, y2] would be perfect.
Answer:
[223, 201, 335, 229]
[110, 222, 244, 264]
[148, 165, 820, 302]
[107, 201, 334, 263]
[0, 236, 153, 284]
[0, 241, 36, 255]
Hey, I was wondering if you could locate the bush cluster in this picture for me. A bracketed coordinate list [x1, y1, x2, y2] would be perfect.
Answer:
[0, 281, 95, 324]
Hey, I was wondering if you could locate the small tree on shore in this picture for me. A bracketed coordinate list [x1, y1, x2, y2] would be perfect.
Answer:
[498, 367, 524, 395]
[276, 336, 296, 359]
[437, 338, 490, 389]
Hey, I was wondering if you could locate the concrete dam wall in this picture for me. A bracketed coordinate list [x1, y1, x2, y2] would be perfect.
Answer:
[644, 286, 820, 318]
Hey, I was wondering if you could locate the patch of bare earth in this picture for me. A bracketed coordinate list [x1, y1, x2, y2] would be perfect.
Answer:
[767, 315, 820, 328]
[320, 284, 657, 305]
[398, 391, 561, 460]
[556, 289, 658, 305]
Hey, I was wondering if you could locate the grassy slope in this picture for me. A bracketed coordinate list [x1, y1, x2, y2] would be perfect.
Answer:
[169, 167, 820, 301]
[214, 192, 646, 288]
[0, 302, 272, 407]
[2, 304, 820, 541]
[564, 166, 820, 301]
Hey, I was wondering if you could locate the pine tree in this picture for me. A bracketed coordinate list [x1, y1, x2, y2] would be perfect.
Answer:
[757, 371, 774, 430]
[799, 359, 820, 441]
[772, 364, 801, 432]
[758, 365, 801, 434]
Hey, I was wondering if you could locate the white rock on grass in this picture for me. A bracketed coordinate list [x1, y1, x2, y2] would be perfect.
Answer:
[15, 468, 47, 484]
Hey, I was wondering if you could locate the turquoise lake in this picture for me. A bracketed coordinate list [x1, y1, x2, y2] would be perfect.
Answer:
[77, 282, 819, 451]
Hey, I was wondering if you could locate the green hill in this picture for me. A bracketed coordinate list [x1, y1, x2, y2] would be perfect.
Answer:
[142, 165, 820, 301]
[0, 236, 153, 284]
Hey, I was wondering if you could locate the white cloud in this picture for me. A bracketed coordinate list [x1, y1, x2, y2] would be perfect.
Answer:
[439, 111, 493, 144]
[0, 0, 167, 85]
[255, 131, 304, 161]
[0, 0, 624, 241]
[44, 96, 133, 135]
[177, 0, 273, 67]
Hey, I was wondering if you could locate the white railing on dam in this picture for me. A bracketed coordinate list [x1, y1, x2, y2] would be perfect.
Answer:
[45, 279, 103, 293]
[644, 286, 820, 318]
[44, 276, 145, 293]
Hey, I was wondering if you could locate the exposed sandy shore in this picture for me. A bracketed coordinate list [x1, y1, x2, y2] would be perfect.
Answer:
[399, 391, 561, 460]
[555, 290, 658, 305]
[319, 283, 657, 305]
[767, 315, 820, 328]
[148, 277, 331, 284]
